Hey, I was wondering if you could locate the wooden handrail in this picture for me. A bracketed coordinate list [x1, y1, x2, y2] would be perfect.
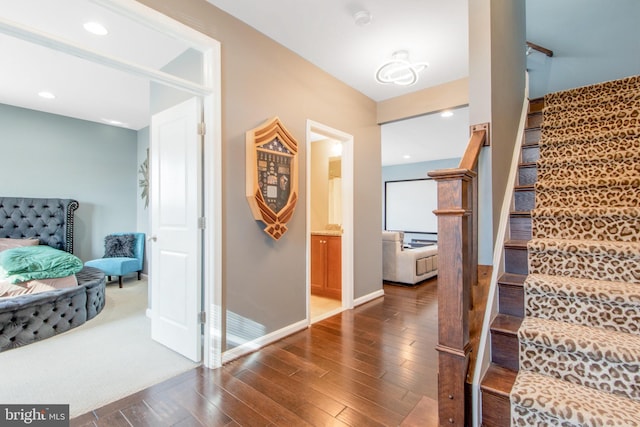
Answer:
[526, 41, 553, 57]
[427, 126, 488, 426]
[459, 129, 487, 170]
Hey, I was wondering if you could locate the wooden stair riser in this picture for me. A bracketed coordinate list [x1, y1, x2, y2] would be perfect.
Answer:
[499, 283, 524, 317]
[490, 331, 519, 371]
[514, 188, 535, 212]
[529, 98, 544, 113]
[518, 164, 538, 186]
[481, 392, 511, 427]
[509, 214, 532, 241]
[504, 245, 529, 275]
[480, 365, 517, 427]
[524, 128, 541, 145]
[527, 112, 543, 128]
[521, 144, 540, 164]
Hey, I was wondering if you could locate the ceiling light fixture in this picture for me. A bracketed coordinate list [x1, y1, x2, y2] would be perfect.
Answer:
[38, 91, 55, 99]
[441, 110, 454, 118]
[375, 50, 428, 86]
[353, 10, 372, 26]
[84, 22, 108, 36]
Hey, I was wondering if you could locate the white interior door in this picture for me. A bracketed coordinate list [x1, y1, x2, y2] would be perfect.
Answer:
[150, 97, 202, 362]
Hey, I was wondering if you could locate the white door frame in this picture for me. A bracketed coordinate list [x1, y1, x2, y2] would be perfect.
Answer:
[306, 120, 355, 321]
[0, 0, 223, 368]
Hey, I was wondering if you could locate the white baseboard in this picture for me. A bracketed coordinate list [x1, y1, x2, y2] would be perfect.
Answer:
[221, 319, 308, 364]
[354, 289, 385, 307]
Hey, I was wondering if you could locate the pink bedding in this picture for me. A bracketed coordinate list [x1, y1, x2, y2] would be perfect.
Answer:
[0, 275, 78, 298]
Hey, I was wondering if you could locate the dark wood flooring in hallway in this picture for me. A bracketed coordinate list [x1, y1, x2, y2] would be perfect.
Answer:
[72, 279, 439, 426]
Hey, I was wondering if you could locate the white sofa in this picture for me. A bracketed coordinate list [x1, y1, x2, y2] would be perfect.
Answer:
[382, 231, 438, 285]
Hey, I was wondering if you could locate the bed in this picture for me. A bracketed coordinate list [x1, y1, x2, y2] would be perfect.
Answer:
[0, 197, 106, 352]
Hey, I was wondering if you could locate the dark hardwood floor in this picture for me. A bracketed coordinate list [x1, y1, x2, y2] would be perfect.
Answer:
[72, 279, 439, 426]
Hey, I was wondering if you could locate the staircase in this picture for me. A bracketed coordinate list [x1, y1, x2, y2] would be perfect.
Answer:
[480, 75, 640, 426]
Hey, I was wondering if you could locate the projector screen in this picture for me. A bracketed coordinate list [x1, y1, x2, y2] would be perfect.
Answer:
[385, 178, 438, 234]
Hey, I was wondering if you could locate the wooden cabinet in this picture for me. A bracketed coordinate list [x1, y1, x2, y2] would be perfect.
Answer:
[311, 234, 341, 300]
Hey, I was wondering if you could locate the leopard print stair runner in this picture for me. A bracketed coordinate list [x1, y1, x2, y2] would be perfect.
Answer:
[525, 273, 640, 335]
[511, 371, 640, 426]
[531, 207, 640, 242]
[511, 74, 640, 425]
[534, 177, 640, 208]
[536, 152, 640, 181]
[543, 91, 640, 117]
[528, 238, 640, 284]
[542, 75, 640, 107]
[518, 316, 640, 400]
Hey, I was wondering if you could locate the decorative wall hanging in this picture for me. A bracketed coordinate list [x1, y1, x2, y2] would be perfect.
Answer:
[139, 148, 149, 208]
[246, 117, 299, 240]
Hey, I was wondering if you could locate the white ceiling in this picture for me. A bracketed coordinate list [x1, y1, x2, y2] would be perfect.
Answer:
[0, 0, 189, 130]
[206, 0, 469, 102]
[1, 1, 635, 165]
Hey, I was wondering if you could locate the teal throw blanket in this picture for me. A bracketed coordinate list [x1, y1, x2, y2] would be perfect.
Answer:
[0, 245, 83, 284]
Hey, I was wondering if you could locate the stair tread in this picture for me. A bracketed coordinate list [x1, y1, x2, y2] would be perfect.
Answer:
[481, 364, 517, 397]
[504, 240, 529, 249]
[528, 237, 640, 255]
[510, 211, 531, 218]
[536, 176, 640, 189]
[514, 184, 534, 191]
[491, 314, 522, 335]
[526, 273, 640, 304]
[512, 370, 640, 424]
[532, 206, 640, 216]
[519, 162, 537, 167]
[498, 273, 526, 286]
[520, 317, 640, 362]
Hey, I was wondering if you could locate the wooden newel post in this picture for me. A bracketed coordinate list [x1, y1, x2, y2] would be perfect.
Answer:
[428, 167, 477, 427]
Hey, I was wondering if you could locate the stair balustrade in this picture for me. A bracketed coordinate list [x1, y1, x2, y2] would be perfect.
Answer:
[428, 127, 488, 426]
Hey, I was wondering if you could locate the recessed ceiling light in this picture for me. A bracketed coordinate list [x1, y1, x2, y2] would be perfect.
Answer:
[102, 118, 125, 126]
[84, 22, 108, 36]
[403, 154, 411, 159]
[38, 91, 55, 99]
[441, 111, 454, 118]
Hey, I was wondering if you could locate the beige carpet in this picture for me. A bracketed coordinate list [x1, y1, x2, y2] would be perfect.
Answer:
[0, 277, 199, 418]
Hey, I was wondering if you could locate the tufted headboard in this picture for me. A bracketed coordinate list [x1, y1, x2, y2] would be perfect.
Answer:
[0, 197, 79, 253]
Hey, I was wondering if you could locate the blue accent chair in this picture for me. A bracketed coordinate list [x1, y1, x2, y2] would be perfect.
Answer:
[85, 233, 145, 288]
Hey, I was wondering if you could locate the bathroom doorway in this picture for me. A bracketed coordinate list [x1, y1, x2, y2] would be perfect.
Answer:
[306, 120, 354, 323]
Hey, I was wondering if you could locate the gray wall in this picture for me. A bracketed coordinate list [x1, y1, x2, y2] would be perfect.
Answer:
[139, 0, 382, 352]
[0, 103, 138, 262]
[469, 0, 527, 265]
